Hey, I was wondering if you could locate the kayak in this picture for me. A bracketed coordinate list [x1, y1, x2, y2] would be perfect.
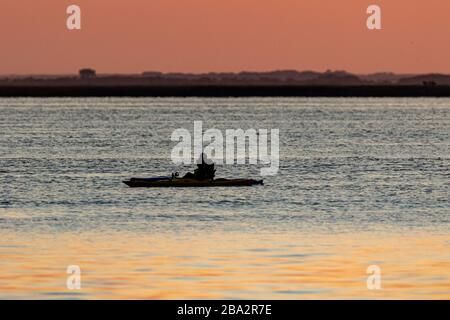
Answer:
[123, 177, 263, 188]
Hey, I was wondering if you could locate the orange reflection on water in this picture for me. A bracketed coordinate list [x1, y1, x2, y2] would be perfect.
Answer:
[0, 231, 449, 299]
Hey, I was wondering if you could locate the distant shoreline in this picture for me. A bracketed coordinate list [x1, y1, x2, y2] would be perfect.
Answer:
[0, 85, 449, 97]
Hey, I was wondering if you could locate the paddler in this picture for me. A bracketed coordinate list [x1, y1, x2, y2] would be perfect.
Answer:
[183, 153, 216, 180]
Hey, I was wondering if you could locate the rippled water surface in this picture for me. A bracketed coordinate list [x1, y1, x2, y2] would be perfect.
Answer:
[0, 98, 449, 299]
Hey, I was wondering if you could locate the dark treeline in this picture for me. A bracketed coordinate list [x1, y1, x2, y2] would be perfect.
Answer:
[0, 85, 449, 97]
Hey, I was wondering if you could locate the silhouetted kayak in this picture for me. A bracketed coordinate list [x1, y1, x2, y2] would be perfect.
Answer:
[123, 177, 263, 188]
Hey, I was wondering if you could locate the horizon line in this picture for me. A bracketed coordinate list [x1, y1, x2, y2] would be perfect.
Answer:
[2, 69, 449, 77]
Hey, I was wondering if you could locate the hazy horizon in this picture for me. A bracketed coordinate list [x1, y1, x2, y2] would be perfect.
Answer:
[0, 69, 445, 77]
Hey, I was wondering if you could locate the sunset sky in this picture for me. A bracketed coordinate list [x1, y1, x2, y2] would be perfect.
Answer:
[1, 0, 449, 74]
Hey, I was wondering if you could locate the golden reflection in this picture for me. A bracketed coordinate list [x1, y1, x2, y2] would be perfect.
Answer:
[0, 231, 448, 299]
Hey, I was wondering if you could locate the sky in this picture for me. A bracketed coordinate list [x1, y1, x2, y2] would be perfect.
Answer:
[1, 0, 449, 74]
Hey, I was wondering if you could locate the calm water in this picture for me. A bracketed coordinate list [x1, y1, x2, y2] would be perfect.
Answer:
[0, 97, 449, 299]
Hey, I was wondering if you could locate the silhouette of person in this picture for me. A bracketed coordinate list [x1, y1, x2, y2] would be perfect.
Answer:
[183, 153, 215, 180]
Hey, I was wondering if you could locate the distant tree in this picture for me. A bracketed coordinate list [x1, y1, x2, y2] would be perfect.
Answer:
[423, 81, 437, 87]
[79, 68, 96, 79]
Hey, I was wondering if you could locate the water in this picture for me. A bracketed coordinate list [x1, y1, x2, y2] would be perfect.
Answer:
[0, 97, 449, 299]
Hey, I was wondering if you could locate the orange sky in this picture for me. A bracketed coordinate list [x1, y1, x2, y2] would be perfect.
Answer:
[1, 0, 449, 74]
